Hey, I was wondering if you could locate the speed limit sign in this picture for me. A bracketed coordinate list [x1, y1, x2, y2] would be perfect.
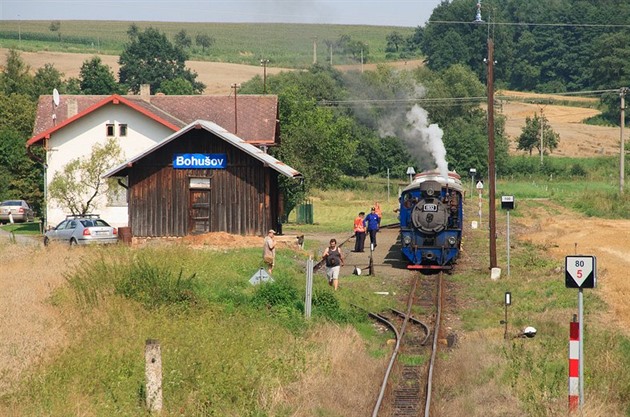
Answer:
[565, 256, 596, 288]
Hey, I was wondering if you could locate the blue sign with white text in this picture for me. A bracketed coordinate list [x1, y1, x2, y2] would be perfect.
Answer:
[173, 154, 227, 169]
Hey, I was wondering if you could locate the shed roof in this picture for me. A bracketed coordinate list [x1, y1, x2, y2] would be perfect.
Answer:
[104, 120, 302, 180]
[28, 93, 279, 147]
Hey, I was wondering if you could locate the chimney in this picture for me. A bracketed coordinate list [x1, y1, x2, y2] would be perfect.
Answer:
[140, 84, 151, 102]
[67, 99, 78, 118]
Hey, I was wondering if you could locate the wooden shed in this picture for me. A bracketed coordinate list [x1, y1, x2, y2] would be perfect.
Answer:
[104, 120, 302, 237]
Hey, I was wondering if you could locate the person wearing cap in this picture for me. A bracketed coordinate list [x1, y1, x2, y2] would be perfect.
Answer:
[263, 229, 277, 274]
[363, 207, 381, 249]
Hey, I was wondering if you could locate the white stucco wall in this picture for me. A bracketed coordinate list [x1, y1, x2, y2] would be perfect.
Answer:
[45, 104, 175, 227]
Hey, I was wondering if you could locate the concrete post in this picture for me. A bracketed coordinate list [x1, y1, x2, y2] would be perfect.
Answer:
[145, 339, 163, 412]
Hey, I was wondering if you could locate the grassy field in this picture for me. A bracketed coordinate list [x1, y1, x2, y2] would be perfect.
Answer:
[0, 20, 415, 68]
[2, 170, 630, 415]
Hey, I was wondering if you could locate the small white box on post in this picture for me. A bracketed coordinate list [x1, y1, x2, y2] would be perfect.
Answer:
[145, 339, 163, 412]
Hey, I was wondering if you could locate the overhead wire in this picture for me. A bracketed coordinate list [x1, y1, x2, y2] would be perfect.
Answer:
[318, 89, 620, 107]
[428, 20, 630, 29]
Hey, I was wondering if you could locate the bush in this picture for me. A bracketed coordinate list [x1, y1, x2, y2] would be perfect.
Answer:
[114, 258, 201, 309]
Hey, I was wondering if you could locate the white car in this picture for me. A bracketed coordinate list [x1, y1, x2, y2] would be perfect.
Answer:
[44, 214, 118, 246]
[0, 200, 35, 223]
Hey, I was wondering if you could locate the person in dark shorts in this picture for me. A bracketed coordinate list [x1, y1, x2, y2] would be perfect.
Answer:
[322, 238, 344, 290]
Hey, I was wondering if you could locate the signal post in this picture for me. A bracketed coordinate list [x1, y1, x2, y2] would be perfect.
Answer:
[565, 255, 596, 412]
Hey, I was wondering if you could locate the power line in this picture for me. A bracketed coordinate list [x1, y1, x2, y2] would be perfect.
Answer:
[317, 89, 619, 107]
[429, 20, 630, 29]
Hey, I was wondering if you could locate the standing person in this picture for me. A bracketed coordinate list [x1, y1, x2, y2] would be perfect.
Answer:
[353, 211, 366, 252]
[364, 207, 381, 249]
[374, 201, 382, 220]
[322, 238, 344, 290]
[263, 229, 276, 274]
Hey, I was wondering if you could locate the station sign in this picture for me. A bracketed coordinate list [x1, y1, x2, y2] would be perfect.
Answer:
[565, 256, 596, 288]
[173, 153, 227, 169]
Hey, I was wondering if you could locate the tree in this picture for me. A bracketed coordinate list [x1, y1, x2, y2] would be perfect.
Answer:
[0, 92, 36, 137]
[386, 31, 404, 52]
[48, 138, 123, 216]
[79, 56, 122, 94]
[174, 29, 192, 49]
[195, 33, 215, 53]
[49, 20, 61, 41]
[517, 112, 560, 156]
[0, 127, 43, 214]
[118, 26, 205, 94]
[1, 49, 33, 96]
[32, 63, 65, 99]
[127, 23, 140, 39]
[158, 78, 195, 95]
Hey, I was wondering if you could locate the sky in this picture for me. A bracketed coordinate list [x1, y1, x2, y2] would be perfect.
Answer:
[1, 0, 443, 27]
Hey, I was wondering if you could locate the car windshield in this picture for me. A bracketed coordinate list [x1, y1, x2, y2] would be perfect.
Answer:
[1, 201, 22, 206]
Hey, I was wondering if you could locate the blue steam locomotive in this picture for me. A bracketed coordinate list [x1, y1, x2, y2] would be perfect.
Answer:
[398, 170, 464, 270]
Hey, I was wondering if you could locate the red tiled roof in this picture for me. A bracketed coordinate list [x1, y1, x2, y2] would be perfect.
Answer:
[28, 94, 279, 147]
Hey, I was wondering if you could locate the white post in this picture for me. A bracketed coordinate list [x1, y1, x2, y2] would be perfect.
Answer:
[145, 339, 163, 412]
[578, 288, 584, 409]
[305, 258, 313, 318]
[387, 168, 390, 202]
[478, 189, 482, 227]
[506, 210, 510, 276]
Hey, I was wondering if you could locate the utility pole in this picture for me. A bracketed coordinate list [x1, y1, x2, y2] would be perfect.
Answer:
[260, 59, 269, 94]
[540, 107, 545, 165]
[487, 37, 498, 269]
[231, 83, 240, 134]
[621, 87, 628, 194]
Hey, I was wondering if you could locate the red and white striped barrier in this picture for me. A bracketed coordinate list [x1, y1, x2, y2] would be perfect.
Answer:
[568, 321, 579, 411]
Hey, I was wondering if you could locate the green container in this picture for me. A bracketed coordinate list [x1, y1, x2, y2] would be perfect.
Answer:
[296, 201, 314, 224]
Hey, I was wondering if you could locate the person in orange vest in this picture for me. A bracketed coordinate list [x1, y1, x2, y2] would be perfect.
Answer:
[374, 201, 382, 220]
[353, 211, 366, 252]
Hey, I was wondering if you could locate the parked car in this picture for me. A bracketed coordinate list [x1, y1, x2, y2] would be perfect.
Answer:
[0, 200, 35, 223]
[44, 214, 118, 246]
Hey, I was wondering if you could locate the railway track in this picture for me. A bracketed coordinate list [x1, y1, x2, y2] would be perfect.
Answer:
[370, 272, 445, 417]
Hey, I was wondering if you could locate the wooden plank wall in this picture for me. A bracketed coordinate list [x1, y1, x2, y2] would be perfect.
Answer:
[128, 129, 278, 237]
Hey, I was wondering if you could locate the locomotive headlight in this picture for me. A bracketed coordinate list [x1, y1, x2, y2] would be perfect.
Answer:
[403, 235, 412, 246]
[426, 188, 435, 196]
[447, 236, 457, 246]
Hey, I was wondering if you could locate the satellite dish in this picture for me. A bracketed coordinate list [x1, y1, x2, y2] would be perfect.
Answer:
[52, 88, 60, 107]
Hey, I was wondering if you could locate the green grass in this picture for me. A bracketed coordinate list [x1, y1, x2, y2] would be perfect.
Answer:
[0, 221, 42, 235]
[0, 21, 416, 68]
[5, 177, 630, 415]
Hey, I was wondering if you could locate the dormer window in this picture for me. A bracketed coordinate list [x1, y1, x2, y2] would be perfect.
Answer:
[106, 124, 115, 137]
[119, 124, 128, 137]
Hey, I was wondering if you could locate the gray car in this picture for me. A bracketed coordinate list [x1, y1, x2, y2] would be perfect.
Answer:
[0, 200, 35, 223]
[44, 214, 119, 246]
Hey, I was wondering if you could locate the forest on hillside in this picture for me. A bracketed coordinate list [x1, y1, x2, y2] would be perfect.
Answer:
[420, 0, 630, 122]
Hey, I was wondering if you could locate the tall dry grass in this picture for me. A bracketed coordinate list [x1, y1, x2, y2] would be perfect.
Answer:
[268, 325, 386, 416]
[0, 241, 76, 396]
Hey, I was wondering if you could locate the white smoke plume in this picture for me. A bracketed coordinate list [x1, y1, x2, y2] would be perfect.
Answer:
[403, 105, 449, 180]
[342, 71, 448, 178]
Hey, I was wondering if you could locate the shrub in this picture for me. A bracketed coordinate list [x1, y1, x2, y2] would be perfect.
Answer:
[114, 258, 201, 309]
